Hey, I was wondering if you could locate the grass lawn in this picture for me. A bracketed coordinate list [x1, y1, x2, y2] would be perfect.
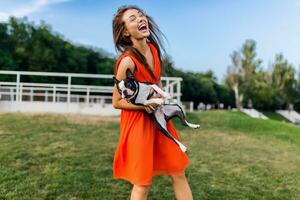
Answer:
[262, 111, 290, 123]
[0, 111, 299, 200]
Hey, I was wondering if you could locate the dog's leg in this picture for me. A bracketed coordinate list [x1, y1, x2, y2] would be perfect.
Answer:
[185, 122, 200, 129]
[163, 104, 200, 129]
[151, 85, 171, 99]
[144, 98, 164, 105]
[173, 138, 187, 152]
[152, 108, 187, 152]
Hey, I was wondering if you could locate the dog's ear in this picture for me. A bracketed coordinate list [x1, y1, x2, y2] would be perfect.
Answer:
[113, 76, 120, 85]
[113, 77, 122, 94]
[126, 68, 134, 80]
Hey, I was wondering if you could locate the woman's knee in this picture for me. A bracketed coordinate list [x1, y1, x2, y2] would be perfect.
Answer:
[170, 173, 187, 182]
[132, 184, 151, 195]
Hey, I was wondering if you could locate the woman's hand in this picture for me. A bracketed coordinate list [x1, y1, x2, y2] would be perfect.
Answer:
[144, 103, 160, 114]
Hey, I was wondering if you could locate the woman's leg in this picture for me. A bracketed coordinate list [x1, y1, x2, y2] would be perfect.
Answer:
[130, 184, 151, 200]
[170, 173, 193, 200]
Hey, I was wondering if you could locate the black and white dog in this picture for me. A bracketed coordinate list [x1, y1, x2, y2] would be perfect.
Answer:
[113, 69, 200, 152]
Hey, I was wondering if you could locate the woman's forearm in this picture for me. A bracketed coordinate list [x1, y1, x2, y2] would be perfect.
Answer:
[113, 99, 145, 111]
[112, 83, 144, 110]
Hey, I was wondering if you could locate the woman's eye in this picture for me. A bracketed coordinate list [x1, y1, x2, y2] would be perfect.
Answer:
[129, 17, 136, 22]
[128, 12, 145, 23]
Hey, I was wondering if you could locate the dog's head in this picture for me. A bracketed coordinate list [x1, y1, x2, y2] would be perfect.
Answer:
[113, 69, 138, 100]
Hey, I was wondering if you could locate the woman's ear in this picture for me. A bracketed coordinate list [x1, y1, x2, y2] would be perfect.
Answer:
[126, 68, 134, 79]
[123, 29, 130, 37]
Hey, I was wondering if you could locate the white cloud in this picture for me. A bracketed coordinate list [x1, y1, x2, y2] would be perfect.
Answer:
[0, 0, 71, 21]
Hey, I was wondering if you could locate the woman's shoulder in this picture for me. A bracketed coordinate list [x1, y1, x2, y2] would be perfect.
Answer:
[114, 52, 135, 75]
[118, 56, 135, 69]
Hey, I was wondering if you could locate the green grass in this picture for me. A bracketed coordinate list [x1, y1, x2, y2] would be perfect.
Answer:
[263, 111, 290, 123]
[0, 111, 300, 200]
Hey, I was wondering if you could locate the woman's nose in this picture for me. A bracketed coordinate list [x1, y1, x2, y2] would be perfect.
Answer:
[137, 16, 145, 23]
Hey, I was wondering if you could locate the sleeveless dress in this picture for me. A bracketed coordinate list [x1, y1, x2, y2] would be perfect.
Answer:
[113, 42, 190, 186]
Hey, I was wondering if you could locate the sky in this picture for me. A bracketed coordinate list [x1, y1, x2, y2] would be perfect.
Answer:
[1, 0, 300, 83]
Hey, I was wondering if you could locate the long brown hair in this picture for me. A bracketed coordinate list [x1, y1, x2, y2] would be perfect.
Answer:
[112, 5, 167, 77]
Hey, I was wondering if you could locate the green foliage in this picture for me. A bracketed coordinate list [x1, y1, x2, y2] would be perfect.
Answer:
[225, 40, 300, 111]
[0, 17, 115, 85]
[295, 69, 300, 111]
[225, 51, 244, 110]
[163, 55, 234, 108]
[271, 54, 298, 108]
[214, 83, 235, 107]
[239, 40, 264, 108]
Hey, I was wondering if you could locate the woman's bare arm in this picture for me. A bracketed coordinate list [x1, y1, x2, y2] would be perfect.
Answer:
[112, 56, 145, 111]
[112, 56, 160, 113]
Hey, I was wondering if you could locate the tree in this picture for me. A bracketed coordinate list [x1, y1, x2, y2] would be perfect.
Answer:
[250, 70, 276, 110]
[0, 17, 115, 85]
[225, 40, 276, 110]
[294, 66, 300, 111]
[163, 54, 221, 108]
[240, 40, 263, 108]
[225, 51, 244, 110]
[0, 23, 16, 73]
[271, 54, 297, 109]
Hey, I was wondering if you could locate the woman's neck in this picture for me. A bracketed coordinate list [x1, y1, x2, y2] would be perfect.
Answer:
[132, 38, 149, 54]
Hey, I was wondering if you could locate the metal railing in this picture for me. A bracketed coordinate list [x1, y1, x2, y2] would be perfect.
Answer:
[0, 70, 182, 106]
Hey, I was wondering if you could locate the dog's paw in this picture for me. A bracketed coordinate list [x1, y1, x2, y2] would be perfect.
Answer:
[144, 98, 164, 105]
[158, 98, 165, 104]
[189, 124, 200, 129]
[164, 93, 172, 99]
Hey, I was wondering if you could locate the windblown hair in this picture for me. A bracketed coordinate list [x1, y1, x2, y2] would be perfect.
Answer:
[112, 5, 167, 78]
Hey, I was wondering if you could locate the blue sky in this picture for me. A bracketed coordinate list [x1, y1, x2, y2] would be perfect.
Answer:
[1, 0, 300, 83]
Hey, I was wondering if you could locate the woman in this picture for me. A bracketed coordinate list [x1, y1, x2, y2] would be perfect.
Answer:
[112, 5, 193, 200]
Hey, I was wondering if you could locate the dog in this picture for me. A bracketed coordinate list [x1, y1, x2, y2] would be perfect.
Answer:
[113, 69, 200, 152]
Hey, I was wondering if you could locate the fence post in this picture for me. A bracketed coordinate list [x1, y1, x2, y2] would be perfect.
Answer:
[45, 90, 48, 102]
[10, 88, 14, 102]
[53, 86, 56, 102]
[19, 84, 23, 102]
[190, 101, 194, 112]
[177, 80, 181, 103]
[86, 87, 90, 106]
[166, 79, 170, 94]
[16, 73, 20, 102]
[170, 83, 174, 101]
[30, 88, 33, 102]
[67, 76, 71, 104]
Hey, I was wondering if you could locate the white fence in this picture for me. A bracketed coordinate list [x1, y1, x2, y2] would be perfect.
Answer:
[0, 70, 182, 116]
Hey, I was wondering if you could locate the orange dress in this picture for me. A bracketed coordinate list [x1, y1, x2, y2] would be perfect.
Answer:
[113, 42, 190, 186]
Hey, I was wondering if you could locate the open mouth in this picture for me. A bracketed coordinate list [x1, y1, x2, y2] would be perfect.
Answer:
[138, 23, 148, 32]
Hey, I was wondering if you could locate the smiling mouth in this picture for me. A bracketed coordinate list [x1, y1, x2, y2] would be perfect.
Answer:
[138, 23, 148, 32]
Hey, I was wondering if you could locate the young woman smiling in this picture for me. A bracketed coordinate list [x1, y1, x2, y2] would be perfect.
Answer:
[112, 5, 193, 200]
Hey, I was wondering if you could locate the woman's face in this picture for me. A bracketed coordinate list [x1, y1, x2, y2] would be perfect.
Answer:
[122, 9, 150, 40]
